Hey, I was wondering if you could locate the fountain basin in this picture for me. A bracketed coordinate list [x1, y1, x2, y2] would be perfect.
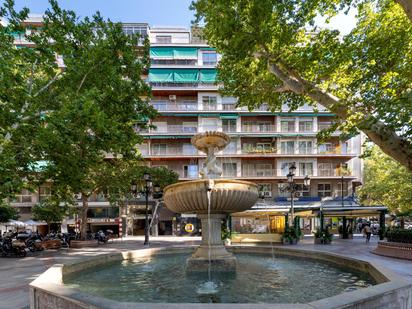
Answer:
[29, 246, 412, 308]
[163, 179, 258, 214]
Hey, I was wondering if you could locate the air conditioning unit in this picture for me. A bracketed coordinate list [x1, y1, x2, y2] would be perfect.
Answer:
[263, 191, 272, 198]
[169, 95, 176, 101]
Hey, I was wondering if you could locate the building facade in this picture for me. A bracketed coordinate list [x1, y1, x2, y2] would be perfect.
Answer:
[7, 20, 364, 239]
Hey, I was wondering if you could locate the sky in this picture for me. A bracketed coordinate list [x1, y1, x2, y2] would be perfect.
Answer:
[5, 0, 357, 35]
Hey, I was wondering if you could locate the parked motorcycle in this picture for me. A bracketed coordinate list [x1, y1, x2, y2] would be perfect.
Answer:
[95, 230, 108, 244]
[0, 237, 27, 257]
[25, 233, 44, 252]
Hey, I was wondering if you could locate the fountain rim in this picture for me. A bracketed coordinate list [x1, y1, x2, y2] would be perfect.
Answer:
[29, 245, 408, 309]
[163, 178, 259, 193]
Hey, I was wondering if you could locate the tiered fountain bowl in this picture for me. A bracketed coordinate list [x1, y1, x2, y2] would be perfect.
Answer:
[163, 131, 259, 271]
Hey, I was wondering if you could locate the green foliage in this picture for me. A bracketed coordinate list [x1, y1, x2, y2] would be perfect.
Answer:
[32, 200, 70, 225]
[385, 228, 412, 244]
[0, 203, 19, 222]
[357, 146, 412, 214]
[281, 226, 300, 243]
[314, 228, 333, 242]
[0, 0, 157, 211]
[192, 0, 412, 169]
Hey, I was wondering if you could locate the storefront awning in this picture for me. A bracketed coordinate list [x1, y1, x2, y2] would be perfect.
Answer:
[220, 114, 238, 119]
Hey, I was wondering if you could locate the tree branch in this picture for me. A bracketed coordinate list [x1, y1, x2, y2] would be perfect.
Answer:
[33, 71, 63, 97]
[395, 0, 412, 22]
[265, 58, 412, 171]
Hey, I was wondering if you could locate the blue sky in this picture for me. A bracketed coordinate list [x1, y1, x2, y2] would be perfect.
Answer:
[5, 0, 356, 34]
[8, 0, 195, 27]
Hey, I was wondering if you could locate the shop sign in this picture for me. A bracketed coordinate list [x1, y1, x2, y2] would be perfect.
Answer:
[87, 218, 117, 223]
[185, 223, 195, 233]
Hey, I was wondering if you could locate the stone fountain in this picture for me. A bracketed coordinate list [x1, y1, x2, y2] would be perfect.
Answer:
[163, 131, 258, 271]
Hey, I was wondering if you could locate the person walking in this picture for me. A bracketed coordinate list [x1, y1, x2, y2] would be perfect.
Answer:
[364, 223, 372, 243]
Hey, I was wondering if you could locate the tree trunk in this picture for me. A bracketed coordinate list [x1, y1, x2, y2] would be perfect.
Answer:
[395, 0, 412, 22]
[80, 194, 89, 241]
[268, 61, 412, 172]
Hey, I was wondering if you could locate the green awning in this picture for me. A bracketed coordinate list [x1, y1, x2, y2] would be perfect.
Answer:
[149, 69, 174, 82]
[173, 47, 198, 59]
[150, 47, 174, 58]
[174, 69, 200, 83]
[150, 47, 198, 59]
[200, 69, 217, 83]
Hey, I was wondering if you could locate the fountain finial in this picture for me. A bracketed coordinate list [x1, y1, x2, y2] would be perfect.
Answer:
[191, 131, 230, 179]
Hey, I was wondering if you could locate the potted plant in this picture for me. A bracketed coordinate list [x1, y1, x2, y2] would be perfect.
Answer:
[314, 228, 333, 244]
[281, 227, 299, 245]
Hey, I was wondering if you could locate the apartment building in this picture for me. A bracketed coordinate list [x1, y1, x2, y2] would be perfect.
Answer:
[8, 19, 366, 238]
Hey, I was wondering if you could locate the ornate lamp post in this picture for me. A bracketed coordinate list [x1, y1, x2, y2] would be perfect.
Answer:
[143, 172, 152, 246]
[285, 163, 311, 228]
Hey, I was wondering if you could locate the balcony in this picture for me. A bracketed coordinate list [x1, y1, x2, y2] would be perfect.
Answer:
[151, 100, 198, 111]
[242, 169, 277, 177]
[150, 146, 198, 156]
[241, 124, 277, 133]
[149, 125, 198, 134]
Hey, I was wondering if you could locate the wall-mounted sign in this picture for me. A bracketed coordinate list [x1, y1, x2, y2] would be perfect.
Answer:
[184, 223, 195, 233]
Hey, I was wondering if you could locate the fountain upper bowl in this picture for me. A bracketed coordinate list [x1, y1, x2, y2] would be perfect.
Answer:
[163, 179, 259, 214]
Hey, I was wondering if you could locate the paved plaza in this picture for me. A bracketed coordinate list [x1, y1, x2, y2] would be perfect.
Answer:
[1, 235, 411, 309]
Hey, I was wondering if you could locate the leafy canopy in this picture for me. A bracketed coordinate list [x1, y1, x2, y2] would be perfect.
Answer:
[192, 0, 412, 169]
[358, 146, 412, 214]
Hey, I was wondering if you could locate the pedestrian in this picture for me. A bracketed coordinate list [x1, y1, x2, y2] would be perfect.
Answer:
[364, 223, 372, 243]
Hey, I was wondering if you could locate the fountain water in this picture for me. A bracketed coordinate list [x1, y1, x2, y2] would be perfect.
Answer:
[163, 131, 259, 272]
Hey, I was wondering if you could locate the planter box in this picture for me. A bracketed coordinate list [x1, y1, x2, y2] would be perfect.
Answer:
[373, 241, 412, 260]
[314, 238, 322, 244]
[42, 240, 61, 250]
[70, 240, 98, 248]
[314, 238, 332, 245]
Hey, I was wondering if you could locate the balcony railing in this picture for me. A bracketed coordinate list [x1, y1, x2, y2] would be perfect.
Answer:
[151, 100, 198, 111]
[151, 147, 198, 156]
[241, 125, 277, 133]
[149, 125, 198, 134]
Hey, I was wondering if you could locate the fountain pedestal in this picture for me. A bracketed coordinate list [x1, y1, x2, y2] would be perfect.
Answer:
[186, 214, 236, 272]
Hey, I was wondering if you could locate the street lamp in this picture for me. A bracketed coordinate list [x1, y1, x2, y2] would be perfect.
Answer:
[284, 163, 311, 228]
[143, 173, 152, 246]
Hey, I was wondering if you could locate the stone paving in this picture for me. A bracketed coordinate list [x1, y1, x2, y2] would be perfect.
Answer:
[1, 235, 411, 309]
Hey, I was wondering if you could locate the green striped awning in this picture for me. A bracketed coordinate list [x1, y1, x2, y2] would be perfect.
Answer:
[220, 114, 238, 119]
[150, 47, 198, 59]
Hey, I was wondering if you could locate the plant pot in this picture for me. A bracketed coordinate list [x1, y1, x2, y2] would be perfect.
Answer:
[323, 239, 332, 245]
[314, 238, 322, 244]
[224, 238, 231, 246]
[290, 238, 298, 245]
[282, 238, 290, 245]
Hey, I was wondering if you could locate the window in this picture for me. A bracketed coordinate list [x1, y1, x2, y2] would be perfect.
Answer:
[222, 163, 237, 177]
[152, 101, 167, 111]
[182, 122, 197, 133]
[184, 165, 198, 179]
[122, 26, 148, 37]
[202, 118, 218, 131]
[256, 143, 272, 152]
[280, 118, 295, 132]
[280, 141, 295, 154]
[222, 119, 237, 132]
[299, 120, 313, 132]
[318, 163, 333, 176]
[256, 164, 273, 176]
[318, 183, 332, 198]
[223, 140, 237, 154]
[280, 162, 295, 176]
[337, 181, 349, 197]
[202, 51, 217, 65]
[295, 184, 310, 197]
[152, 144, 167, 155]
[299, 162, 313, 176]
[318, 143, 333, 154]
[39, 186, 51, 202]
[152, 122, 167, 133]
[298, 141, 314, 154]
[202, 96, 217, 110]
[156, 35, 172, 43]
[12, 189, 32, 203]
[183, 143, 197, 155]
[232, 217, 269, 234]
